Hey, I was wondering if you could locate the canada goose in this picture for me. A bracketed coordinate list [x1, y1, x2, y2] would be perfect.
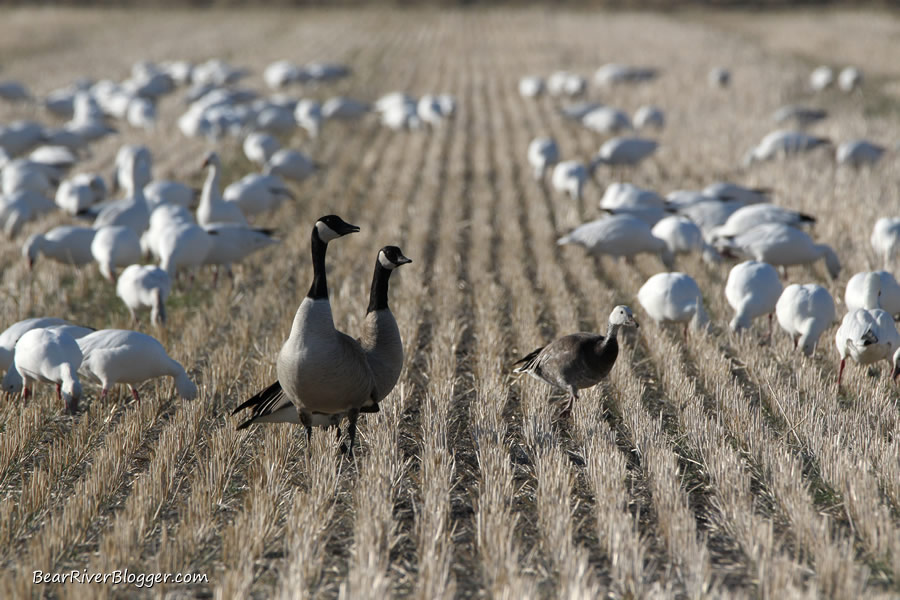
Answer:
[558, 215, 675, 270]
[527, 137, 559, 181]
[716, 223, 841, 280]
[76, 329, 197, 401]
[776, 284, 836, 356]
[836, 140, 885, 167]
[871, 218, 900, 269]
[91, 225, 142, 281]
[725, 260, 782, 334]
[233, 245, 412, 429]
[835, 308, 898, 385]
[12, 327, 83, 413]
[513, 305, 638, 415]
[116, 265, 170, 326]
[844, 271, 900, 316]
[197, 151, 247, 226]
[637, 272, 709, 336]
[234, 215, 373, 457]
[23, 226, 96, 269]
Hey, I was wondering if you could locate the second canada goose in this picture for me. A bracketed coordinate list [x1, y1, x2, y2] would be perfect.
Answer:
[233, 245, 412, 440]
[513, 305, 638, 415]
[234, 215, 373, 456]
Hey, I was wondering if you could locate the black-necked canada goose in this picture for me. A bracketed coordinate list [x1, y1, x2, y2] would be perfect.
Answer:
[232, 244, 412, 447]
[233, 214, 375, 457]
[513, 305, 638, 414]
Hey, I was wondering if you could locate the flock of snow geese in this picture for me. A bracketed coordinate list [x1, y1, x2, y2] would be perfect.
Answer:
[0, 53, 897, 455]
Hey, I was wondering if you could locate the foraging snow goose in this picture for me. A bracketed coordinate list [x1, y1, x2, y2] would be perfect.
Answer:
[235, 215, 373, 457]
[598, 182, 667, 225]
[702, 182, 770, 205]
[143, 180, 196, 210]
[196, 151, 247, 226]
[116, 265, 171, 326]
[513, 305, 638, 414]
[633, 106, 665, 130]
[844, 271, 900, 316]
[717, 223, 841, 280]
[518, 76, 544, 98]
[708, 203, 815, 240]
[243, 132, 280, 166]
[0, 317, 73, 375]
[676, 198, 746, 240]
[559, 101, 605, 121]
[651, 216, 720, 264]
[55, 174, 107, 215]
[0, 189, 56, 237]
[838, 67, 863, 92]
[592, 137, 658, 167]
[264, 149, 318, 183]
[77, 329, 197, 401]
[527, 137, 559, 180]
[582, 106, 632, 134]
[0, 121, 44, 156]
[836, 140, 885, 167]
[294, 99, 323, 138]
[594, 64, 658, 85]
[234, 245, 412, 428]
[2, 324, 93, 396]
[3, 159, 57, 196]
[835, 308, 898, 384]
[558, 215, 675, 270]
[91, 225, 142, 281]
[810, 66, 834, 91]
[637, 272, 709, 335]
[12, 327, 83, 413]
[743, 130, 831, 165]
[322, 97, 369, 120]
[23, 226, 96, 268]
[201, 223, 278, 278]
[871, 217, 900, 269]
[725, 260, 782, 333]
[551, 160, 588, 201]
[773, 105, 827, 127]
[224, 173, 293, 217]
[0, 80, 31, 102]
[776, 284, 836, 356]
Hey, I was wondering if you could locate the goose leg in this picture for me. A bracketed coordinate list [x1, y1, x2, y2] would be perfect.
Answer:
[130, 386, 140, 403]
[683, 322, 689, 340]
[560, 387, 578, 419]
[100, 388, 108, 400]
[838, 358, 846, 386]
[300, 413, 313, 447]
[22, 383, 30, 401]
[343, 408, 360, 459]
[56, 383, 61, 401]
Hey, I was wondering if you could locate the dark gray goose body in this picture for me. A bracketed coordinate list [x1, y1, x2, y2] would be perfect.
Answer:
[513, 305, 638, 410]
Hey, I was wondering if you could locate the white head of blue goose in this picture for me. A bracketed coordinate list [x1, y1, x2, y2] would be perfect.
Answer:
[308, 215, 359, 300]
[369, 246, 412, 313]
[608, 305, 639, 335]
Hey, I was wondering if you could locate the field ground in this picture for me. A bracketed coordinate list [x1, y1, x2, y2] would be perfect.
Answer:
[2, 6, 900, 599]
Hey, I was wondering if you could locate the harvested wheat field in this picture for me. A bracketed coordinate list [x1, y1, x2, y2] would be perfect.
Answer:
[2, 6, 900, 599]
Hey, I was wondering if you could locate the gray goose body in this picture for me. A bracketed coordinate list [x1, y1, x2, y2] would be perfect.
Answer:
[514, 305, 638, 410]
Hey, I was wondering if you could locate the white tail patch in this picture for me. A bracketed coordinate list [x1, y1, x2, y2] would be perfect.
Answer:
[378, 250, 397, 270]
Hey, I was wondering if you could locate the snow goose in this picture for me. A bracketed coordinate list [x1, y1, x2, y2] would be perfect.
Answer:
[513, 305, 638, 415]
[637, 272, 708, 335]
[594, 64, 658, 85]
[560, 101, 605, 121]
[2, 324, 94, 396]
[844, 271, 900, 316]
[29, 145, 79, 172]
[551, 160, 588, 202]
[294, 99, 323, 138]
[91, 225, 142, 281]
[558, 215, 675, 269]
[264, 149, 318, 183]
[592, 137, 658, 167]
[23, 226, 96, 269]
[838, 67, 863, 92]
[651, 215, 720, 264]
[234, 245, 412, 428]
[196, 151, 247, 226]
[773, 105, 827, 128]
[871, 218, 900, 269]
[224, 173, 293, 217]
[835, 308, 898, 384]
[243, 132, 280, 166]
[0, 190, 56, 237]
[633, 106, 665, 130]
[0, 80, 31, 102]
[77, 329, 197, 401]
[717, 223, 841, 280]
[417, 94, 446, 126]
[725, 260, 782, 333]
[94, 149, 151, 233]
[810, 66, 835, 91]
[116, 265, 171, 326]
[547, 71, 584, 96]
[0, 121, 45, 156]
[235, 215, 372, 456]
[201, 223, 278, 277]
[518, 76, 544, 98]
[743, 130, 831, 165]
[702, 182, 770, 205]
[527, 137, 559, 180]
[836, 140, 885, 167]
[264, 60, 302, 89]
[0, 317, 72, 374]
[599, 182, 667, 225]
[776, 284, 836, 356]
[55, 174, 107, 215]
[322, 97, 369, 120]
[3, 159, 57, 196]
[708, 203, 815, 240]
[12, 327, 83, 413]
[143, 180, 196, 210]
[156, 220, 213, 279]
[677, 199, 747, 240]
[708, 67, 730, 88]
[582, 106, 632, 134]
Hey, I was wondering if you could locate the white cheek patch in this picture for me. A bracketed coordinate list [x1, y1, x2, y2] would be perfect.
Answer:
[316, 221, 340, 242]
[378, 251, 397, 269]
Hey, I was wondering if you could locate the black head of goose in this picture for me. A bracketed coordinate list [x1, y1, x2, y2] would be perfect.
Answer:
[513, 305, 638, 414]
[359, 246, 412, 412]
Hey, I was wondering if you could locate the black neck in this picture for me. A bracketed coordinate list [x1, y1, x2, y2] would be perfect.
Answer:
[306, 228, 329, 300]
[367, 261, 393, 313]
